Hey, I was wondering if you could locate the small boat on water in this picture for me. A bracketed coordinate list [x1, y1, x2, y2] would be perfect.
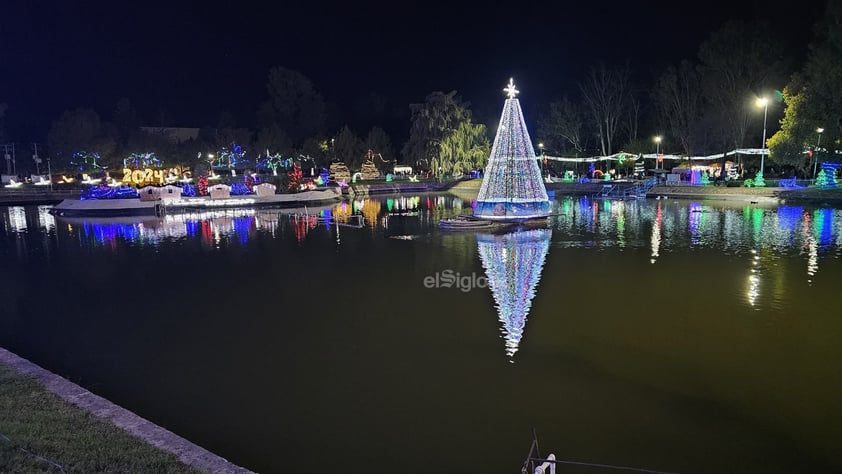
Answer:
[438, 214, 548, 232]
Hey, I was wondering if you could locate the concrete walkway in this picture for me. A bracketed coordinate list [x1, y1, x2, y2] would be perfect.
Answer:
[0, 347, 254, 474]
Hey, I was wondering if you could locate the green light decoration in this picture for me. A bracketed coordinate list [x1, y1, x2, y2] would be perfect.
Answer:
[753, 171, 766, 187]
[618, 153, 626, 164]
[744, 178, 755, 187]
[700, 172, 710, 186]
[563, 170, 575, 182]
[815, 168, 837, 187]
[773, 90, 784, 102]
[815, 169, 829, 187]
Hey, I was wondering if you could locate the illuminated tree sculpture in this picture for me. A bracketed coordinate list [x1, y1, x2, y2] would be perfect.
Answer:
[476, 228, 551, 359]
[288, 162, 303, 192]
[475, 79, 551, 219]
[815, 168, 832, 187]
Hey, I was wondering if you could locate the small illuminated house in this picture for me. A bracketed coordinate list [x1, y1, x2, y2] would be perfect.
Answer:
[474, 78, 550, 220]
[254, 183, 277, 197]
[138, 186, 161, 201]
[159, 185, 183, 202]
[209, 184, 231, 199]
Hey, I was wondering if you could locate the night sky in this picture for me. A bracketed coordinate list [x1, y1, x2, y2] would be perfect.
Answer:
[0, 0, 826, 143]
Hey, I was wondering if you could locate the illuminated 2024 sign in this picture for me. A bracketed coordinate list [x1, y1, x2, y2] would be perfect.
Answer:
[121, 167, 192, 186]
[122, 168, 165, 185]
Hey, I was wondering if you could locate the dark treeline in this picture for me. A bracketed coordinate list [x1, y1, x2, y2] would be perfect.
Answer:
[1, 2, 839, 177]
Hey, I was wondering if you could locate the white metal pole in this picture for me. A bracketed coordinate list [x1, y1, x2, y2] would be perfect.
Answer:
[813, 131, 823, 179]
[760, 103, 768, 176]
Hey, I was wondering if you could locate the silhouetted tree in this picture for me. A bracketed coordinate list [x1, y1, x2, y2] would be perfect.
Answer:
[259, 67, 326, 145]
[653, 60, 702, 156]
[47, 108, 103, 169]
[403, 91, 472, 170]
[580, 62, 631, 156]
[769, 2, 842, 168]
[365, 126, 394, 169]
[697, 20, 792, 151]
[334, 126, 365, 169]
[537, 97, 589, 154]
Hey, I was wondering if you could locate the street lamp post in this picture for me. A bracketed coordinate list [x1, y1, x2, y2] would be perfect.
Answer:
[756, 97, 769, 185]
[813, 127, 824, 179]
[654, 136, 662, 170]
[538, 142, 545, 175]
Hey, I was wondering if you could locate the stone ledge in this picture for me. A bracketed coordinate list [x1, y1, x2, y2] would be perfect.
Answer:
[0, 347, 254, 474]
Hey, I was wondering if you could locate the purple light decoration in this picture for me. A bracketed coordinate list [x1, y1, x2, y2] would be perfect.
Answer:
[475, 78, 550, 220]
[690, 170, 702, 185]
[476, 228, 551, 359]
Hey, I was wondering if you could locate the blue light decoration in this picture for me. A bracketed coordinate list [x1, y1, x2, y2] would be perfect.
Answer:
[257, 153, 285, 175]
[476, 228, 551, 360]
[588, 162, 596, 177]
[229, 182, 253, 195]
[816, 163, 840, 187]
[180, 183, 197, 197]
[474, 78, 551, 220]
[320, 167, 329, 184]
[690, 170, 702, 185]
[232, 216, 253, 245]
[123, 152, 162, 169]
[81, 186, 139, 200]
[217, 143, 249, 169]
[776, 206, 803, 233]
[71, 151, 102, 173]
[814, 208, 834, 247]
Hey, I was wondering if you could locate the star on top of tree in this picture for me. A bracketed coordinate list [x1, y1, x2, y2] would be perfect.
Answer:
[504, 78, 519, 99]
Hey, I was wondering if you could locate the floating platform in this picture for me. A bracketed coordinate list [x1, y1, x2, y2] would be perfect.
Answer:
[50, 189, 343, 217]
[439, 214, 549, 232]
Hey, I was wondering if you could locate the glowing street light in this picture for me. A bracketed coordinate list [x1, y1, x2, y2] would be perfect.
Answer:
[654, 136, 662, 169]
[813, 127, 824, 179]
[756, 97, 769, 185]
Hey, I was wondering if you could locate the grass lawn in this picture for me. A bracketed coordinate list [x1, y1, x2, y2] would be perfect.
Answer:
[0, 365, 200, 474]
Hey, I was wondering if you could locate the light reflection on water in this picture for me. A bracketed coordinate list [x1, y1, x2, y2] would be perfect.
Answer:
[1, 195, 842, 473]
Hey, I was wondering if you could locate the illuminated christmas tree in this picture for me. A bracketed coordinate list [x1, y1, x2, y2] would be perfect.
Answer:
[476, 228, 551, 360]
[816, 166, 837, 187]
[475, 78, 550, 220]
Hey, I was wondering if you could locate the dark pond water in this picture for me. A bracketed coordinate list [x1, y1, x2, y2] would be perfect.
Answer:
[1, 195, 841, 473]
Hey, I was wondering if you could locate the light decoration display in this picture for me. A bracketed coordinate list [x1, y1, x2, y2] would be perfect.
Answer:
[815, 165, 838, 187]
[180, 184, 197, 197]
[122, 168, 165, 186]
[690, 170, 702, 185]
[474, 78, 550, 220]
[217, 143, 248, 170]
[197, 176, 209, 196]
[81, 186, 139, 200]
[258, 153, 292, 176]
[123, 153, 162, 169]
[229, 183, 253, 196]
[476, 228, 551, 359]
[70, 151, 102, 173]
